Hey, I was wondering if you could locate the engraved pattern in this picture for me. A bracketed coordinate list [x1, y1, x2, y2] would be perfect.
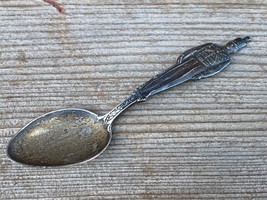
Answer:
[137, 37, 250, 100]
[196, 44, 230, 67]
[103, 92, 142, 124]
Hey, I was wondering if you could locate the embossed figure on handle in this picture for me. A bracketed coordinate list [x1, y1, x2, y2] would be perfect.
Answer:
[103, 37, 251, 126]
[7, 37, 251, 166]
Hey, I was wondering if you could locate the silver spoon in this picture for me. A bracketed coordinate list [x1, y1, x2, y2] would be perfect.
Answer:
[7, 37, 251, 166]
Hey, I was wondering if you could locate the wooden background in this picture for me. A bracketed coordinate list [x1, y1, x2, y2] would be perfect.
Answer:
[1, 0, 266, 199]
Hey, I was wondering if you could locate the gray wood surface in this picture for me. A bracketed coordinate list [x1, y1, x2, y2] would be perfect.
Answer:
[1, 0, 266, 199]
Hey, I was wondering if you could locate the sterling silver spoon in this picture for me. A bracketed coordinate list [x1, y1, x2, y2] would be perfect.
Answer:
[7, 37, 251, 166]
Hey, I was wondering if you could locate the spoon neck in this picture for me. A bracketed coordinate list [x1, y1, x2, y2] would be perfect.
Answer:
[101, 91, 143, 127]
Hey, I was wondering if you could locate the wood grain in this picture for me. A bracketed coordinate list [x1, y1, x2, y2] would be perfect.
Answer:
[0, 0, 267, 199]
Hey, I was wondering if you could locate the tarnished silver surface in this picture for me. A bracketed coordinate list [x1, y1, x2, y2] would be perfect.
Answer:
[7, 109, 110, 166]
[136, 36, 251, 99]
[7, 37, 251, 166]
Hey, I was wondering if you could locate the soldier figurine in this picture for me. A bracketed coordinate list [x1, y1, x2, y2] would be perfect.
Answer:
[137, 37, 251, 100]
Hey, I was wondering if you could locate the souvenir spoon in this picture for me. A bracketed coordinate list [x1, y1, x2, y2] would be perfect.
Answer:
[7, 37, 251, 166]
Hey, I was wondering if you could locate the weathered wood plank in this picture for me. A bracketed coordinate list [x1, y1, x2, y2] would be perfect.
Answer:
[0, 0, 266, 199]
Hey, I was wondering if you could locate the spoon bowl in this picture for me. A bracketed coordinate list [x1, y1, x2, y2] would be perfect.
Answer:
[7, 109, 111, 166]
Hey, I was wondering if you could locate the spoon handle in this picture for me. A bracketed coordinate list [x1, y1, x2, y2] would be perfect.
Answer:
[136, 37, 250, 100]
[103, 37, 250, 125]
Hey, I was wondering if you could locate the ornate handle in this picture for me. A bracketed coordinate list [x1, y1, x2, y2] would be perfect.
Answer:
[103, 37, 250, 125]
[137, 37, 250, 100]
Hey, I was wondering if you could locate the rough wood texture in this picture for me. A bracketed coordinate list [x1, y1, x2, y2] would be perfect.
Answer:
[1, 0, 266, 199]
